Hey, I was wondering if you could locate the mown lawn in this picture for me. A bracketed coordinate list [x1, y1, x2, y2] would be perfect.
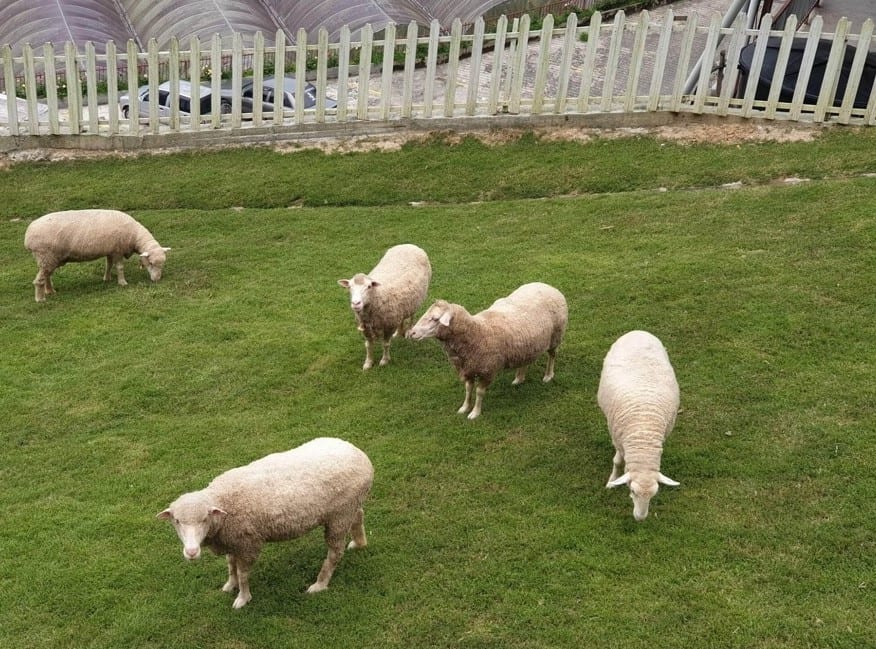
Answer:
[0, 128, 874, 649]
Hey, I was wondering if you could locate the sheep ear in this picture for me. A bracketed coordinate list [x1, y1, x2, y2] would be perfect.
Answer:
[338, 279, 351, 288]
[439, 311, 453, 327]
[209, 507, 227, 519]
[658, 473, 680, 487]
[156, 509, 173, 520]
[607, 473, 630, 488]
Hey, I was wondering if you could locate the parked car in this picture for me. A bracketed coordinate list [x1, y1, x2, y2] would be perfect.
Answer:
[119, 80, 231, 118]
[738, 37, 876, 109]
[238, 75, 337, 112]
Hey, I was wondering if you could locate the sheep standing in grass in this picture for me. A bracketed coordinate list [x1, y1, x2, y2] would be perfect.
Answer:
[24, 209, 170, 302]
[338, 244, 431, 369]
[406, 282, 568, 420]
[156, 437, 373, 609]
[598, 330, 680, 521]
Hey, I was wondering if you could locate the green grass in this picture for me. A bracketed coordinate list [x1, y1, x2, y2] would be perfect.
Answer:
[1, 129, 874, 649]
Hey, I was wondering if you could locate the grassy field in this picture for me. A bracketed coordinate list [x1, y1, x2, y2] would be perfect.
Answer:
[1, 128, 874, 649]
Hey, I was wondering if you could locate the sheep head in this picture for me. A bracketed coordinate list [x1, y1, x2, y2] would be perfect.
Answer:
[139, 246, 171, 281]
[157, 492, 227, 559]
[607, 472, 679, 521]
[406, 300, 453, 340]
[338, 273, 380, 313]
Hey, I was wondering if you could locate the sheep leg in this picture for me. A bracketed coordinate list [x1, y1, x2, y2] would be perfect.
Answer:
[33, 268, 50, 302]
[543, 349, 557, 382]
[105, 255, 127, 285]
[512, 366, 528, 385]
[230, 553, 257, 609]
[607, 450, 624, 484]
[457, 379, 473, 414]
[222, 554, 239, 593]
[467, 380, 490, 420]
[362, 337, 375, 370]
[307, 524, 347, 594]
[347, 507, 368, 550]
[378, 330, 393, 366]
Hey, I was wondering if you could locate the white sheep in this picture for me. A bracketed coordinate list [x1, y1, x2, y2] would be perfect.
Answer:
[597, 330, 680, 521]
[406, 282, 568, 420]
[338, 243, 432, 369]
[24, 209, 170, 302]
[156, 437, 373, 609]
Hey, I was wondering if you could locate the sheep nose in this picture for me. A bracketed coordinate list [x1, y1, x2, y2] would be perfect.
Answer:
[184, 547, 201, 560]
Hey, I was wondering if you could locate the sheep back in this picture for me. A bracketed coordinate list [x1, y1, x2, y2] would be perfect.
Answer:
[364, 243, 432, 332]
[469, 282, 568, 375]
[204, 437, 373, 551]
[597, 330, 679, 459]
[24, 209, 161, 262]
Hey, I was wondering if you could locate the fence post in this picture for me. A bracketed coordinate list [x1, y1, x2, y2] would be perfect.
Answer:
[508, 14, 530, 115]
[2, 44, 19, 134]
[577, 11, 601, 113]
[465, 17, 485, 116]
[106, 40, 119, 134]
[670, 13, 699, 113]
[252, 31, 264, 125]
[380, 22, 396, 120]
[43, 42, 60, 134]
[296, 28, 307, 125]
[488, 15, 508, 115]
[230, 32, 243, 127]
[764, 15, 799, 120]
[64, 41, 82, 134]
[532, 14, 554, 115]
[169, 37, 181, 131]
[85, 41, 99, 133]
[555, 12, 578, 115]
[210, 34, 223, 129]
[190, 36, 202, 130]
[337, 25, 350, 122]
[443, 19, 463, 118]
[23, 44, 41, 134]
[402, 21, 418, 118]
[815, 17, 849, 123]
[423, 20, 440, 118]
[126, 39, 139, 131]
[624, 11, 650, 113]
[647, 8, 674, 113]
[601, 11, 626, 113]
[273, 30, 285, 126]
[317, 27, 329, 121]
[357, 24, 373, 120]
[691, 13, 723, 114]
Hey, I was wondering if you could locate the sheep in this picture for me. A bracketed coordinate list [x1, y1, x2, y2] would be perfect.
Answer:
[338, 243, 432, 369]
[406, 282, 568, 420]
[597, 330, 680, 521]
[24, 209, 170, 302]
[156, 437, 373, 609]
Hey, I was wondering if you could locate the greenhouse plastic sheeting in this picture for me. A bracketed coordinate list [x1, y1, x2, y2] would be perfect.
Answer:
[0, 0, 516, 53]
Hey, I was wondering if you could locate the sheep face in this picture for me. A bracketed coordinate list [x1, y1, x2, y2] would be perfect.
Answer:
[139, 247, 170, 282]
[406, 300, 452, 340]
[157, 493, 227, 560]
[608, 472, 679, 521]
[338, 273, 380, 313]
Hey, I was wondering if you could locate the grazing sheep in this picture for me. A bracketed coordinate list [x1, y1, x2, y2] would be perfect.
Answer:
[338, 244, 431, 369]
[156, 437, 373, 609]
[24, 209, 170, 302]
[598, 330, 680, 521]
[406, 282, 568, 420]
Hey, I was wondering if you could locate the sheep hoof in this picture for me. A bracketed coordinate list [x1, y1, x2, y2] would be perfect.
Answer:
[542, 374, 554, 383]
[362, 360, 373, 370]
[512, 377, 524, 385]
[232, 593, 251, 609]
[379, 357, 390, 366]
[221, 581, 236, 593]
[347, 539, 365, 550]
[466, 410, 480, 420]
[306, 582, 328, 594]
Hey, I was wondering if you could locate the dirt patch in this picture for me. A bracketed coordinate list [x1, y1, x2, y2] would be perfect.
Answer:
[272, 122, 819, 155]
[0, 122, 822, 166]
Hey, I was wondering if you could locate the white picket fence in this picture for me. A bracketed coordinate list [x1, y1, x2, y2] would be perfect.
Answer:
[1, 10, 875, 140]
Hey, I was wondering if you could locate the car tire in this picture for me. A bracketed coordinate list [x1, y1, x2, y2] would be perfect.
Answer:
[122, 106, 129, 119]
[220, 100, 232, 114]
